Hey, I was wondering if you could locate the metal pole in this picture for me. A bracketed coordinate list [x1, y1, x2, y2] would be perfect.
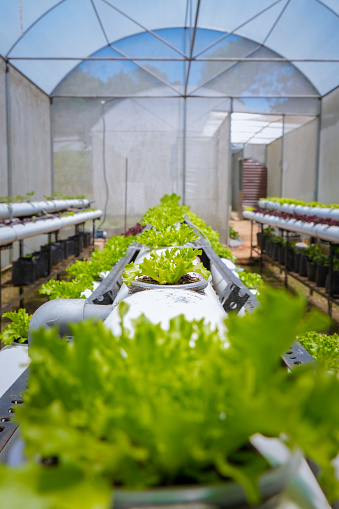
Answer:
[0, 250, 2, 320]
[19, 241, 24, 308]
[50, 97, 55, 195]
[314, 100, 322, 202]
[280, 114, 285, 197]
[47, 233, 52, 274]
[92, 219, 96, 245]
[259, 223, 263, 274]
[5, 62, 12, 198]
[182, 97, 187, 204]
[124, 158, 128, 233]
[5, 63, 12, 267]
[226, 100, 233, 244]
[284, 230, 288, 288]
[328, 243, 333, 317]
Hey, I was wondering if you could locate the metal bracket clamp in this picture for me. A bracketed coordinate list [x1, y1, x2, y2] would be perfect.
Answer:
[219, 283, 250, 313]
[92, 289, 117, 305]
[87, 244, 140, 305]
[281, 341, 317, 370]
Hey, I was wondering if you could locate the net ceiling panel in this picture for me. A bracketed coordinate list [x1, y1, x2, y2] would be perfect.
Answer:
[0, 0, 338, 98]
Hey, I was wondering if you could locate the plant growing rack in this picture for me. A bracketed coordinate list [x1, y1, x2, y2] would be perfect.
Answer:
[244, 210, 339, 317]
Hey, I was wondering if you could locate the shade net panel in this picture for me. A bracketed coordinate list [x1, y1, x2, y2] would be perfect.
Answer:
[52, 95, 185, 235]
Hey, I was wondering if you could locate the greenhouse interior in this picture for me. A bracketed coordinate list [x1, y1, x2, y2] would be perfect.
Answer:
[1, 1, 339, 507]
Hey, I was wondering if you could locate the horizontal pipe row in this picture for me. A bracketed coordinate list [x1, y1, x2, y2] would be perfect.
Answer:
[0, 199, 90, 220]
[243, 210, 339, 243]
[258, 200, 339, 221]
[0, 209, 102, 247]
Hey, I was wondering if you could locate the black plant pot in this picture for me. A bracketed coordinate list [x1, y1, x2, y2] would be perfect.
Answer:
[306, 260, 316, 282]
[65, 238, 76, 257]
[56, 240, 67, 259]
[278, 247, 294, 270]
[69, 234, 84, 257]
[41, 243, 63, 269]
[293, 252, 301, 273]
[298, 254, 308, 277]
[287, 251, 295, 271]
[278, 246, 286, 265]
[51, 243, 64, 264]
[326, 270, 339, 294]
[265, 239, 273, 257]
[32, 251, 48, 278]
[81, 231, 91, 248]
[315, 264, 329, 287]
[12, 257, 39, 286]
[272, 243, 280, 262]
[257, 232, 264, 250]
[58, 239, 77, 259]
[41, 244, 52, 273]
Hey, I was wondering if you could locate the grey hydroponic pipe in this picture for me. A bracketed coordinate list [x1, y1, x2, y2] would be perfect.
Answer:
[0, 209, 102, 247]
[0, 199, 90, 220]
[28, 299, 114, 344]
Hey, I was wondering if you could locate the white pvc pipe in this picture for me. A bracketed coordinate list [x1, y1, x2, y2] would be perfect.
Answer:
[0, 345, 30, 398]
[0, 209, 102, 247]
[258, 200, 339, 221]
[0, 199, 90, 220]
[243, 210, 339, 243]
[105, 286, 227, 336]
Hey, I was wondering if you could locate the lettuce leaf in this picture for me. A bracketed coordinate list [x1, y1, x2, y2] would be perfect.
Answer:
[11, 287, 339, 505]
[136, 224, 198, 248]
[0, 308, 32, 345]
[0, 461, 110, 509]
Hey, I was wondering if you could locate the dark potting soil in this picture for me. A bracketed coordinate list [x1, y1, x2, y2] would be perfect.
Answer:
[137, 274, 200, 285]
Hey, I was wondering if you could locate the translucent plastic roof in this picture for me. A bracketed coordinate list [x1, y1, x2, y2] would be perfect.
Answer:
[231, 113, 314, 144]
[1, 0, 339, 100]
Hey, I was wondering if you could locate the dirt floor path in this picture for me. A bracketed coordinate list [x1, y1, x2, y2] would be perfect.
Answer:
[229, 212, 254, 265]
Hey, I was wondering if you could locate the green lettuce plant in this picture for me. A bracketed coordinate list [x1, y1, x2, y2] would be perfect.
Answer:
[122, 247, 210, 285]
[141, 193, 190, 230]
[264, 197, 339, 209]
[298, 331, 339, 374]
[304, 243, 327, 263]
[158, 193, 182, 208]
[136, 224, 198, 248]
[0, 308, 32, 345]
[39, 278, 91, 300]
[43, 192, 86, 200]
[141, 206, 186, 230]
[40, 235, 135, 301]
[1, 288, 339, 507]
[0, 191, 35, 204]
[229, 225, 239, 239]
[238, 271, 263, 290]
[186, 211, 236, 261]
[263, 226, 275, 236]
